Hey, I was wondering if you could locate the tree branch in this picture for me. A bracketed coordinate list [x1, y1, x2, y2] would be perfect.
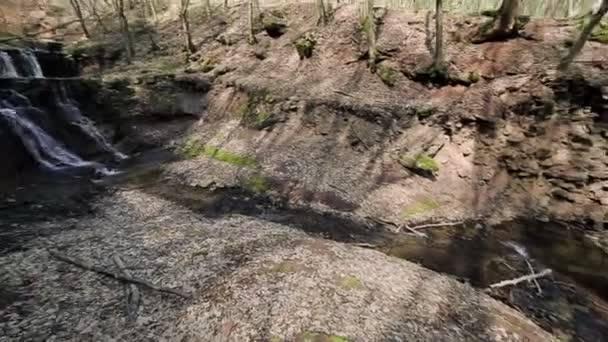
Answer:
[49, 249, 191, 299]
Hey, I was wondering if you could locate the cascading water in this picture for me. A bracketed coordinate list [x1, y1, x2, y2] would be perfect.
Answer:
[0, 48, 126, 175]
[54, 84, 127, 161]
[0, 108, 96, 171]
[19, 50, 44, 78]
[0, 51, 19, 78]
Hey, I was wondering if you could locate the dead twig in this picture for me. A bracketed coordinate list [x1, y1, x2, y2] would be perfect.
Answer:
[408, 221, 464, 230]
[523, 258, 543, 295]
[399, 225, 428, 238]
[113, 255, 141, 321]
[49, 250, 190, 299]
[489, 269, 552, 289]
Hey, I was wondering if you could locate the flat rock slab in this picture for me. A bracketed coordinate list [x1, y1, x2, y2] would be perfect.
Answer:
[0, 188, 551, 341]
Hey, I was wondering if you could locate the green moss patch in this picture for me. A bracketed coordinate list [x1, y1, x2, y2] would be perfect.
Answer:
[178, 139, 257, 167]
[241, 174, 270, 194]
[238, 93, 281, 129]
[399, 153, 439, 175]
[591, 21, 608, 44]
[270, 261, 300, 273]
[295, 36, 316, 59]
[403, 198, 440, 219]
[295, 331, 351, 342]
[377, 64, 397, 87]
[337, 275, 363, 290]
[412, 63, 451, 86]
[414, 154, 439, 172]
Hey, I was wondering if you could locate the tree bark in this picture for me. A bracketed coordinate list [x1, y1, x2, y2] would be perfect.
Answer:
[179, 0, 196, 54]
[434, 0, 444, 67]
[69, 0, 92, 38]
[248, 0, 257, 44]
[366, 0, 377, 71]
[316, 0, 328, 25]
[496, 0, 520, 34]
[559, 0, 608, 71]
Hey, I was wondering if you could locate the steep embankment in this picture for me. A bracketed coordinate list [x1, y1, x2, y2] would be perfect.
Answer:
[97, 4, 608, 230]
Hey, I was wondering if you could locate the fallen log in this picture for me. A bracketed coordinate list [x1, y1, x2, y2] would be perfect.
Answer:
[49, 249, 190, 299]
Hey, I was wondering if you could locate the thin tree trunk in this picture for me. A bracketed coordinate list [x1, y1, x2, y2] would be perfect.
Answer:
[87, 0, 109, 34]
[317, 0, 328, 25]
[179, 0, 196, 54]
[496, 0, 519, 34]
[559, 0, 608, 71]
[248, 0, 257, 44]
[366, 0, 377, 71]
[224, 0, 228, 9]
[114, 0, 135, 63]
[149, 0, 158, 24]
[69, 0, 91, 38]
[434, 0, 443, 67]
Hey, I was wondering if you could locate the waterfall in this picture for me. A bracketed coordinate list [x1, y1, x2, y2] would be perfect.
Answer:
[0, 52, 19, 78]
[54, 84, 127, 161]
[0, 108, 96, 171]
[19, 50, 44, 78]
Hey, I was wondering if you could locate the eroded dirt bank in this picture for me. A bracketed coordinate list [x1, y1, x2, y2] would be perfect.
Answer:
[2, 3, 608, 341]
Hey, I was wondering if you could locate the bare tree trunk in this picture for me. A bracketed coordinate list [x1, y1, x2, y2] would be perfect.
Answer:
[85, 0, 109, 33]
[113, 0, 135, 63]
[69, 0, 91, 38]
[559, 0, 608, 71]
[179, 0, 196, 54]
[366, 0, 377, 71]
[496, 0, 520, 34]
[224, 0, 229, 9]
[248, 0, 257, 44]
[203, 0, 211, 17]
[148, 0, 158, 24]
[316, 0, 328, 25]
[434, 0, 444, 67]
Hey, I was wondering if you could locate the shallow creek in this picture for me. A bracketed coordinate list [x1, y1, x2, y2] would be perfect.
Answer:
[1, 154, 608, 340]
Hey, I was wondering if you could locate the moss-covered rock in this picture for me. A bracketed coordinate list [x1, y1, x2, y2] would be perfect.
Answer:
[295, 36, 316, 59]
[399, 153, 439, 176]
[178, 139, 257, 166]
[412, 63, 450, 86]
[238, 92, 283, 129]
[241, 174, 270, 194]
[376, 64, 397, 87]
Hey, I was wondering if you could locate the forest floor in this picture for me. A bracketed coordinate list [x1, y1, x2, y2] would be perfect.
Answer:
[2, 3, 608, 341]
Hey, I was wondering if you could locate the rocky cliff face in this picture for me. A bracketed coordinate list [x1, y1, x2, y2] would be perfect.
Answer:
[0, 0, 70, 37]
[89, 5, 608, 229]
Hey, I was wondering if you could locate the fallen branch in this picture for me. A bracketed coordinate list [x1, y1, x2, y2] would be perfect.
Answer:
[523, 258, 543, 295]
[400, 225, 428, 238]
[408, 221, 464, 230]
[489, 269, 552, 289]
[49, 250, 190, 299]
[113, 255, 141, 321]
